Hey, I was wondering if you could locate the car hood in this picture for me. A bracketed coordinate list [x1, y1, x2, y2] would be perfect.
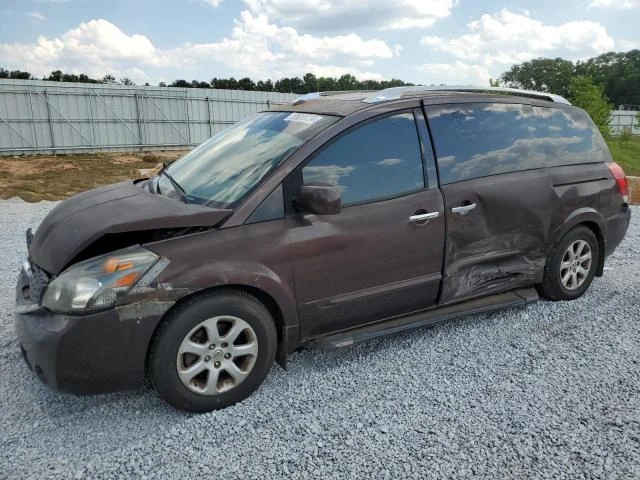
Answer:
[29, 180, 232, 274]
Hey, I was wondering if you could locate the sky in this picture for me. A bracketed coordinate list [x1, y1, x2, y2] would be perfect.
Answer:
[0, 0, 638, 86]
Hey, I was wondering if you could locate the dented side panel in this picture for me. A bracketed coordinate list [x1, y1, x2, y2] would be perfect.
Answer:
[440, 169, 550, 302]
[439, 163, 614, 303]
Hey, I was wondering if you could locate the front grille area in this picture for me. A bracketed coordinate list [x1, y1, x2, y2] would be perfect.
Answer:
[28, 262, 49, 304]
[18, 257, 50, 305]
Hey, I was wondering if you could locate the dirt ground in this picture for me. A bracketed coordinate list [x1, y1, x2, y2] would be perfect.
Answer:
[0, 151, 187, 202]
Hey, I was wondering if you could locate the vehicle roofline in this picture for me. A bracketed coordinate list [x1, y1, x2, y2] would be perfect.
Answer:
[265, 92, 574, 118]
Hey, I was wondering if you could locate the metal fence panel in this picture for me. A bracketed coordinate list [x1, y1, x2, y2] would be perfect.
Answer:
[0, 79, 297, 155]
[610, 110, 640, 136]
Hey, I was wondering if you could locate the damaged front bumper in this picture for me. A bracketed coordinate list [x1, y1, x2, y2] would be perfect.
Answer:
[15, 263, 176, 395]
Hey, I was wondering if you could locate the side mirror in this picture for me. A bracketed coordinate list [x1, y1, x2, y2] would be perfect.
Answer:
[292, 184, 342, 215]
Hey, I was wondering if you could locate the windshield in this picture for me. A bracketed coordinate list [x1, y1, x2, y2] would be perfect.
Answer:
[156, 111, 337, 208]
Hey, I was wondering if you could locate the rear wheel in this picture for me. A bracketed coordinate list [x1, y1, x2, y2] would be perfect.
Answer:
[149, 290, 277, 412]
[538, 226, 600, 301]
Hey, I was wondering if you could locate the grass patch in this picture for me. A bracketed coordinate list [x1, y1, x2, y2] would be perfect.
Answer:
[607, 134, 640, 176]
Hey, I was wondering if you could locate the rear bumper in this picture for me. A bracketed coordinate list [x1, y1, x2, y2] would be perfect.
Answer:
[604, 206, 631, 257]
[15, 270, 174, 394]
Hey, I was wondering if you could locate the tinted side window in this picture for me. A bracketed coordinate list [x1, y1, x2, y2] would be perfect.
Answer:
[532, 106, 609, 166]
[426, 103, 606, 184]
[302, 112, 424, 205]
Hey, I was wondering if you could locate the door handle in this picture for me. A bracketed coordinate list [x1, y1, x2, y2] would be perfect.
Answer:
[409, 211, 439, 223]
[451, 203, 476, 215]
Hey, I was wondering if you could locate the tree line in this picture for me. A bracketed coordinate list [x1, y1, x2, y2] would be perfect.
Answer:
[494, 50, 640, 109]
[0, 68, 412, 94]
[1, 49, 638, 120]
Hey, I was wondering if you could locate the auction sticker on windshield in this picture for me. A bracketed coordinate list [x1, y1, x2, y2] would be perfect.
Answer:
[284, 113, 323, 124]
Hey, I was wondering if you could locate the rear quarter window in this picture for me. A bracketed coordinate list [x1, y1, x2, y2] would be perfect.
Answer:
[426, 103, 609, 184]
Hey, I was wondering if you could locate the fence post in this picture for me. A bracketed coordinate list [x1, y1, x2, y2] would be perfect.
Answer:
[88, 91, 97, 147]
[206, 97, 213, 137]
[185, 93, 191, 146]
[43, 89, 55, 154]
[26, 88, 38, 150]
[134, 93, 144, 152]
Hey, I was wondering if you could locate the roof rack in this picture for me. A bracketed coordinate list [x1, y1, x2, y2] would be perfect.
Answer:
[292, 90, 374, 105]
[362, 85, 571, 105]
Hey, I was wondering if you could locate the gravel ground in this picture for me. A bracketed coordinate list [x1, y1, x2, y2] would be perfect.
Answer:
[1, 198, 639, 479]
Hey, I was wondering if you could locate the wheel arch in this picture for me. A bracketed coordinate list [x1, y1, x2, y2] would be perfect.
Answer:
[145, 284, 291, 372]
[553, 209, 605, 277]
[579, 221, 605, 277]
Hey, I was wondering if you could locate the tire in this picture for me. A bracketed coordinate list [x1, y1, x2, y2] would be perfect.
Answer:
[538, 225, 600, 301]
[149, 290, 277, 413]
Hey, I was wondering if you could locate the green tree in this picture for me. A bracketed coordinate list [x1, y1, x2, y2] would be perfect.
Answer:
[336, 74, 359, 90]
[237, 77, 256, 90]
[499, 58, 575, 98]
[5, 69, 31, 79]
[190, 80, 210, 88]
[47, 70, 63, 81]
[575, 50, 640, 108]
[569, 76, 613, 137]
[170, 79, 190, 87]
[302, 72, 319, 93]
[317, 76, 337, 91]
[256, 79, 274, 91]
[274, 76, 304, 93]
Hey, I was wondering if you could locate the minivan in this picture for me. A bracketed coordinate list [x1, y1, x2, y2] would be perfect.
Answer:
[15, 86, 631, 412]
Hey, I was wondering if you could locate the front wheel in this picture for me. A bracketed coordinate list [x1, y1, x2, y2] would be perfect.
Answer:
[538, 225, 600, 301]
[149, 290, 277, 412]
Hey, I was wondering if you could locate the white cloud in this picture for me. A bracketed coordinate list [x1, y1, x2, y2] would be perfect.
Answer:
[0, 12, 392, 83]
[415, 62, 492, 85]
[201, 0, 224, 6]
[376, 158, 403, 166]
[421, 10, 614, 68]
[297, 64, 385, 80]
[416, 9, 616, 86]
[26, 12, 47, 21]
[243, 0, 456, 30]
[589, 0, 640, 8]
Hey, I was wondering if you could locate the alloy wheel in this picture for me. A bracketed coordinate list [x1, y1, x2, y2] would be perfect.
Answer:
[176, 315, 258, 395]
[559, 239, 592, 291]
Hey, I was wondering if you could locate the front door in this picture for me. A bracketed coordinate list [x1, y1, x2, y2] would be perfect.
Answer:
[287, 111, 445, 338]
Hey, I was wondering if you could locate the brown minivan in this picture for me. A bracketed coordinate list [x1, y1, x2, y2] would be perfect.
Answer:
[15, 87, 631, 412]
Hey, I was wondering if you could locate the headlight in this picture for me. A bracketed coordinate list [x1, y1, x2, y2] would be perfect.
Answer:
[42, 246, 159, 313]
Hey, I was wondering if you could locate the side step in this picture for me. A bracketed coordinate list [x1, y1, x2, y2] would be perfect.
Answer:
[310, 287, 539, 349]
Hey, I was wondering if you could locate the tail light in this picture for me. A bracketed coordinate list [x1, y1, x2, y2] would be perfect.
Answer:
[607, 162, 629, 204]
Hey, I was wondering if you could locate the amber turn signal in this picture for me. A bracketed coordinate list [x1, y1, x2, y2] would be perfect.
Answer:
[103, 257, 134, 274]
[112, 272, 142, 288]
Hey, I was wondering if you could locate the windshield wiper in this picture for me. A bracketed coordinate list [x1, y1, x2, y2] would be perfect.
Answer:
[158, 166, 189, 204]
